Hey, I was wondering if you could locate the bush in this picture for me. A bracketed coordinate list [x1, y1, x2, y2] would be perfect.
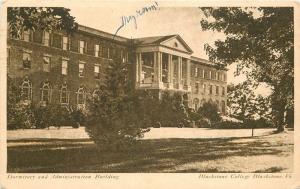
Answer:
[197, 101, 221, 125]
[69, 107, 86, 128]
[7, 102, 35, 130]
[156, 92, 190, 128]
[34, 104, 70, 129]
[195, 117, 211, 128]
[212, 117, 272, 129]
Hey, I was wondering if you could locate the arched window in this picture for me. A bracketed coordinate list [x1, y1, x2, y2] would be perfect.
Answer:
[77, 87, 86, 105]
[60, 84, 69, 104]
[92, 89, 100, 98]
[21, 78, 32, 101]
[193, 98, 199, 111]
[41, 82, 52, 103]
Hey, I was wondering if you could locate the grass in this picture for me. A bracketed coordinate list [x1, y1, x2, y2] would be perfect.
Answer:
[7, 130, 293, 173]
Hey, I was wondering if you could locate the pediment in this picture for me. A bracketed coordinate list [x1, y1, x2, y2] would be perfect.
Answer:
[160, 35, 193, 54]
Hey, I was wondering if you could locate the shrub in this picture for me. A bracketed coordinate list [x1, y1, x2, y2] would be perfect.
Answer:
[33, 104, 70, 129]
[68, 107, 86, 128]
[195, 117, 211, 128]
[212, 117, 272, 129]
[8, 102, 35, 130]
[197, 101, 221, 124]
[156, 92, 190, 128]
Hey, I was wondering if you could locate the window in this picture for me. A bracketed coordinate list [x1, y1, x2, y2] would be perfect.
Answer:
[21, 78, 32, 101]
[202, 84, 206, 94]
[77, 87, 86, 105]
[199, 69, 204, 78]
[209, 70, 212, 79]
[43, 31, 50, 46]
[223, 73, 227, 81]
[43, 56, 51, 72]
[41, 82, 51, 103]
[209, 84, 213, 95]
[23, 52, 31, 69]
[62, 36, 69, 50]
[195, 83, 199, 94]
[121, 49, 125, 63]
[23, 30, 31, 42]
[79, 62, 85, 77]
[215, 72, 218, 80]
[60, 84, 69, 104]
[94, 64, 100, 79]
[62, 59, 68, 75]
[79, 40, 86, 54]
[216, 86, 219, 96]
[95, 44, 100, 57]
[222, 86, 225, 96]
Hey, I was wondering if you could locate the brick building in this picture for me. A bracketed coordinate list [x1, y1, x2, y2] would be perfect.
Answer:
[7, 25, 227, 113]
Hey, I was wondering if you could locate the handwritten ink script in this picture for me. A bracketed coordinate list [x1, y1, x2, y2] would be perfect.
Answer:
[113, 1, 159, 38]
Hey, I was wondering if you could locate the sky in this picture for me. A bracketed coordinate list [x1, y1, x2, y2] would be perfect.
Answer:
[68, 3, 270, 95]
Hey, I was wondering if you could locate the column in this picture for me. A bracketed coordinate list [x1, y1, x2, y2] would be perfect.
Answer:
[153, 52, 163, 88]
[177, 57, 183, 89]
[186, 59, 192, 92]
[168, 54, 173, 89]
[137, 53, 142, 84]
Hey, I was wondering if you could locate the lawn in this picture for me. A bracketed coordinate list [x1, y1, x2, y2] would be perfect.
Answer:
[7, 129, 293, 173]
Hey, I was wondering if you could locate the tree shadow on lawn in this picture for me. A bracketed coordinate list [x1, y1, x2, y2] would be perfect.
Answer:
[7, 135, 292, 173]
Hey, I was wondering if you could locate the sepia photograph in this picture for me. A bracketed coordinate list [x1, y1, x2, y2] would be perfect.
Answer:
[5, 3, 295, 174]
[1, 1, 299, 188]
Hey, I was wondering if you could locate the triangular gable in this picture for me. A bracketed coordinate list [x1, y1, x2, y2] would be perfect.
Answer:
[160, 35, 193, 54]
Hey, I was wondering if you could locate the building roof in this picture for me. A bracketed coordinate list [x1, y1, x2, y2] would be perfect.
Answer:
[191, 56, 228, 70]
[78, 24, 221, 67]
[78, 25, 129, 43]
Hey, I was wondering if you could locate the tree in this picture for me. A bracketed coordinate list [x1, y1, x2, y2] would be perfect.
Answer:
[85, 59, 150, 151]
[227, 81, 257, 121]
[200, 7, 293, 132]
[8, 7, 78, 38]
